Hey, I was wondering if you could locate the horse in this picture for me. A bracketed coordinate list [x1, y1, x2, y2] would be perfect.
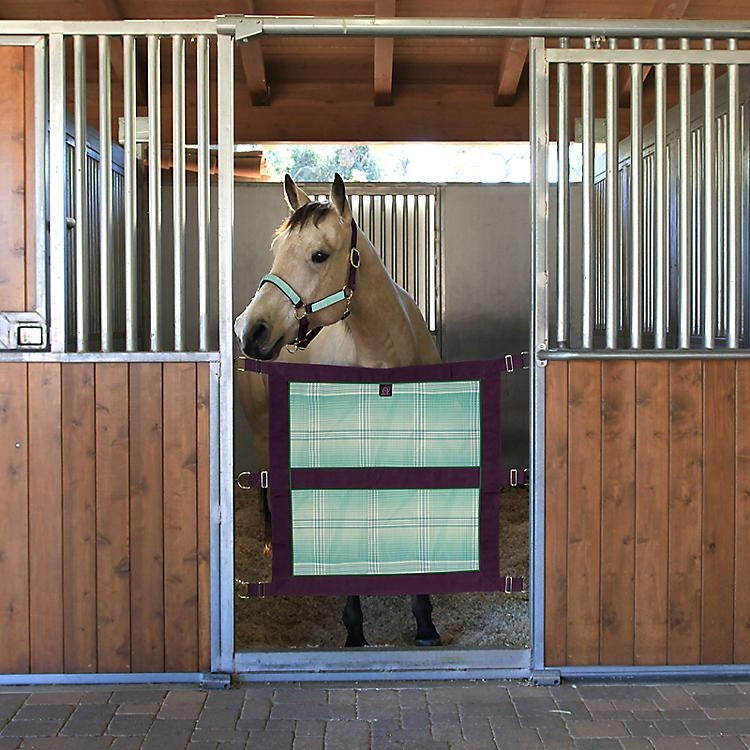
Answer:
[233, 173, 442, 647]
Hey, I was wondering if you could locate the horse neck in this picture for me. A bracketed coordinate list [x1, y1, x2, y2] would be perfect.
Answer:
[343, 234, 415, 367]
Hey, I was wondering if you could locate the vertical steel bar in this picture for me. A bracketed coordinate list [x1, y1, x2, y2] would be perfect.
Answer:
[703, 37, 716, 348]
[99, 35, 113, 352]
[605, 38, 618, 349]
[197, 34, 210, 352]
[217, 30, 235, 674]
[556, 37, 569, 348]
[148, 35, 162, 351]
[529, 36, 549, 674]
[172, 35, 186, 351]
[630, 38, 643, 349]
[581, 37, 594, 349]
[678, 38, 692, 348]
[727, 38, 740, 348]
[49, 34, 66, 353]
[33, 39, 47, 322]
[123, 35, 138, 351]
[655, 37, 668, 349]
[73, 36, 88, 352]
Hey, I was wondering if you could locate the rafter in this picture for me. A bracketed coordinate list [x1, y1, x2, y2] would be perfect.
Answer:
[374, 0, 395, 106]
[620, 0, 691, 105]
[239, 0, 270, 106]
[495, 0, 546, 106]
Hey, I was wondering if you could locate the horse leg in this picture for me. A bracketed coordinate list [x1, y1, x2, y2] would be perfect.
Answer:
[411, 594, 441, 646]
[342, 596, 369, 647]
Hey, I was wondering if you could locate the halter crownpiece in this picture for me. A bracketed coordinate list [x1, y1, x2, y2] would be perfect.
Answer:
[258, 218, 360, 351]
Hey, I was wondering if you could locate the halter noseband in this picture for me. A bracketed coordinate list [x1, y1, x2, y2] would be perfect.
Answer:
[257, 219, 360, 351]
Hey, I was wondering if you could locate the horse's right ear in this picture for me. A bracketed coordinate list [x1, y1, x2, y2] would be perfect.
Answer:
[283, 174, 311, 213]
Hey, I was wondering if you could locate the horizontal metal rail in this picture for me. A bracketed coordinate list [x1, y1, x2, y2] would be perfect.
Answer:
[0, 20, 217, 35]
[229, 15, 750, 40]
[0, 351, 220, 363]
[548, 49, 750, 64]
[542, 349, 750, 360]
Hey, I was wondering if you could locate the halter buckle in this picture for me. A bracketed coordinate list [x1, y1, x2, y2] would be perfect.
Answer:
[294, 306, 307, 321]
[350, 247, 361, 269]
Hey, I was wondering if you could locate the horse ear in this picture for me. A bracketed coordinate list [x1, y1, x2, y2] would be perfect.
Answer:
[330, 173, 352, 221]
[283, 174, 310, 213]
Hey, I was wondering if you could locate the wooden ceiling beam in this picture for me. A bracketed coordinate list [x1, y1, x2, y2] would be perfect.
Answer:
[374, 0, 395, 106]
[239, 0, 270, 105]
[495, 0, 546, 106]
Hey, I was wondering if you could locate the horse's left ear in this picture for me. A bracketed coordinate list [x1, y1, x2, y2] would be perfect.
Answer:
[330, 173, 352, 221]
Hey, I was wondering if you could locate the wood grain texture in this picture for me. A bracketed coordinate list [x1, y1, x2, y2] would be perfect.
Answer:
[735, 361, 750, 663]
[0, 363, 30, 673]
[0, 47, 27, 311]
[634, 361, 669, 665]
[24, 47, 35, 310]
[566, 360, 602, 664]
[28, 363, 63, 673]
[62, 364, 97, 673]
[600, 361, 636, 665]
[129, 363, 165, 673]
[701, 360, 735, 664]
[545, 361, 568, 666]
[196, 364, 212, 672]
[668, 360, 703, 665]
[163, 363, 199, 672]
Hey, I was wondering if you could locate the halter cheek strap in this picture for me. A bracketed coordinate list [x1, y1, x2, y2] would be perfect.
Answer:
[258, 219, 360, 351]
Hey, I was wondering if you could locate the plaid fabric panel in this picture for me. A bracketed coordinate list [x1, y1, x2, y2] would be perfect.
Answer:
[289, 381, 481, 468]
[291, 488, 480, 576]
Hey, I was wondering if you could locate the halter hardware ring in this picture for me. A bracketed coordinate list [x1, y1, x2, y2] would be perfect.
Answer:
[350, 247, 361, 268]
[294, 306, 308, 321]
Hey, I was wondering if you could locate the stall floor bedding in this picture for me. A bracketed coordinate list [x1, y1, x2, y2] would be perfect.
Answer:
[234, 486, 529, 650]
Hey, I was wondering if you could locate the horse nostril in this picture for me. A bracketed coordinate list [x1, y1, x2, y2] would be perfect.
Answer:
[250, 321, 268, 344]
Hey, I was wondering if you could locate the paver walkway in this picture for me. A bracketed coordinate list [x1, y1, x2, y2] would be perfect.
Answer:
[0, 681, 749, 749]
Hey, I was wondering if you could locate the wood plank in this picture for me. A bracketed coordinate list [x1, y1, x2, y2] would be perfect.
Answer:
[239, 0, 270, 106]
[600, 361, 636, 665]
[566, 360, 602, 664]
[197, 364, 211, 672]
[62, 364, 97, 673]
[545, 361, 568, 666]
[668, 360, 703, 665]
[634, 361, 669, 665]
[0, 363, 30, 672]
[0, 47, 27, 311]
[28, 363, 63, 673]
[24, 47, 35, 311]
[163, 363, 199, 672]
[735, 361, 750, 663]
[94, 364, 131, 672]
[129, 363, 165, 673]
[374, 0, 395, 106]
[701, 360, 735, 664]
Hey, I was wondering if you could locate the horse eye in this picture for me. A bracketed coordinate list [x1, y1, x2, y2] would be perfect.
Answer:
[311, 250, 329, 264]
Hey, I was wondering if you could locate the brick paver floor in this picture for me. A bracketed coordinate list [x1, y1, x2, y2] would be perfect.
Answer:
[1, 681, 750, 748]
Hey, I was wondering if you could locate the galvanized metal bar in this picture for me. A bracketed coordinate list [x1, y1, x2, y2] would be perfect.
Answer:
[654, 37, 668, 349]
[0, 19, 217, 35]
[556, 37, 569, 348]
[148, 35, 162, 352]
[605, 38, 618, 349]
[172, 34, 186, 351]
[678, 38, 691, 349]
[581, 37, 594, 349]
[0, 351, 219, 363]
[727, 38, 740, 348]
[543, 349, 750, 360]
[546, 48, 750, 64]
[48, 34, 66, 353]
[73, 36, 88, 352]
[0, 672, 223, 687]
[529, 36, 549, 673]
[123, 34, 138, 351]
[703, 37, 716, 349]
[217, 30, 235, 675]
[33, 39, 47, 322]
[197, 34, 211, 352]
[98, 35, 113, 352]
[208, 359, 222, 671]
[630, 38, 643, 349]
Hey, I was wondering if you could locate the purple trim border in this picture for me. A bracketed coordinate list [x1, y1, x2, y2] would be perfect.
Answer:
[291, 467, 481, 490]
[246, 358, 509, 597]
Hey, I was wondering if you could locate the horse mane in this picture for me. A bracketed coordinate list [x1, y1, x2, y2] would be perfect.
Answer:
[275, 201, 332, 238]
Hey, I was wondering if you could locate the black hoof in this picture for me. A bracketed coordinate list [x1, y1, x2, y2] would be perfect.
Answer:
[415, 636, 442, 647]
[344, 634, 369, 647]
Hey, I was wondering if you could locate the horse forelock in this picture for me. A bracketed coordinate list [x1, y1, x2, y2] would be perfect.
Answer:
[274, 201, 332, 242]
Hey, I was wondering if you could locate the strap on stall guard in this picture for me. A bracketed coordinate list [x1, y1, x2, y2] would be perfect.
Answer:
[236, 470, 269, 491]
[501, 467, 529, 488]
[503, 351, 529, 373]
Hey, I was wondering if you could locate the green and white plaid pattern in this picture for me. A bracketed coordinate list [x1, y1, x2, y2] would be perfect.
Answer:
[289, 381, 481, 468]
[291, 488, 480, 575]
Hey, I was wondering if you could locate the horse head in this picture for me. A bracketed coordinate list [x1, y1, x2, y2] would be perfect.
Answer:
[234, 173, 358, 360]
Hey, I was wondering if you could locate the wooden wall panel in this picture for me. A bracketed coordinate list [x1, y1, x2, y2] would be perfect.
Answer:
[735, 362, 750, 662]
[599, 361, 636, 664]
[0, 364, 30, 672]
[634, 361, 669, 665]
[28, 363, 63, 673]
[197, 365, 212, 672]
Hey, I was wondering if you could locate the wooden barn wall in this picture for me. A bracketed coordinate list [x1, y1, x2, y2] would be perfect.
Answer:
[0, 362, 211, 674]
[545, 358, 749, 667]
